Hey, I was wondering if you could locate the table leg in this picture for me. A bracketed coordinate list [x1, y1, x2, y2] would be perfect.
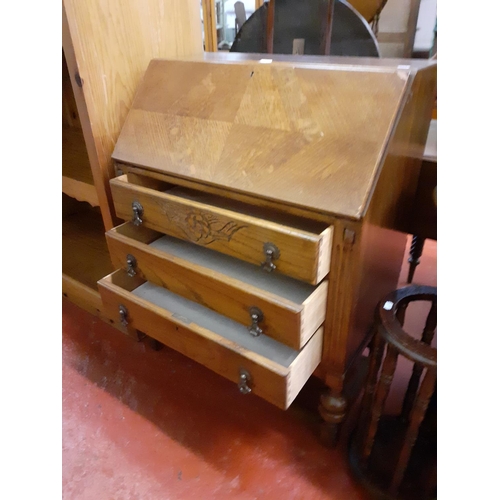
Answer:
[407, 235, 425, 283]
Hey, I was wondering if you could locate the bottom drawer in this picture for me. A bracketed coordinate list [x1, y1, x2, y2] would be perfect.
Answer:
[98, 270, 323, 409]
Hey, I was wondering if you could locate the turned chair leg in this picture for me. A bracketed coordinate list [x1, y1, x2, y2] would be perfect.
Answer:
[348, 286, 437, 497]
[407, 235, 425, 283]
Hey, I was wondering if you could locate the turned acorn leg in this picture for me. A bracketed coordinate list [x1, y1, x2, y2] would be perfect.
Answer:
[126, 329, 145, 342]
[407, 235, 425, 283]
[149, 337, 163, 351]
[318, 391, 347, 447]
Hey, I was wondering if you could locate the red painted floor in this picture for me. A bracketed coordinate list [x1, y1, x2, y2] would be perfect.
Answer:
[62, 236, 436, 499]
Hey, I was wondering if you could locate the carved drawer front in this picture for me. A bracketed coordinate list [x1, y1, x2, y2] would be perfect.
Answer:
[110, 174, 333, 285]
[106, 222, 328, 350]
[98, 269, 324, 410]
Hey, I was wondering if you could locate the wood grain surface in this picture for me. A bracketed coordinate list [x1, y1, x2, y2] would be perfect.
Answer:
[197, 51, 437, 71]
[106, 222, 327, 349]
[62, 126, 99, 206]
[320, 65, 436, 390]
[62, 52, 81, 129]
[201, 0, 218, 52]
[98, 269, 324, 409]
[99, 53, 437, 428]
[63, 0, 203, 230]
[112, 58, 411, 218]
[110, 174, 332, 284]
[62, 208, 114, 291]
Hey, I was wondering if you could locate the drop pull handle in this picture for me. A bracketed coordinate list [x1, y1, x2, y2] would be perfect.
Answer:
[119, 304, 129, 327]
[238, 369, 252, 395]
[126, 254, 137, 277]
[261, 242, 280, 272]
[132, 201, 144, 226]
[248, 307, 264, 337]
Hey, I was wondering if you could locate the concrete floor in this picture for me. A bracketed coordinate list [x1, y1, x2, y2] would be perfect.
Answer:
[62, 236, 436, 499]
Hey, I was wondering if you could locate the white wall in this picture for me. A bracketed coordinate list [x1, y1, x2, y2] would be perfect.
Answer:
[378, 0, 436, 57]
[414, 0, 437, 52]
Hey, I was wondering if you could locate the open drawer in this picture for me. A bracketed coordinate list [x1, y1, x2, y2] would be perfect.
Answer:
[106, 222, 328, 350]
[98, 270, 323, 409]
[110, 174, 333, 284]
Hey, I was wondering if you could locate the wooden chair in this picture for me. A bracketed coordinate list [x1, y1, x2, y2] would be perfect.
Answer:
[230, 0, 380, 57]
[349, 285, 437, 499]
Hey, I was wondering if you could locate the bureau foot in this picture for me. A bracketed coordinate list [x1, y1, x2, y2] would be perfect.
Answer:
[319, 421, 341, 447]
[318, 391, 347, 447]
[149, 337, 163, 351]
[127, 328, 146, 342]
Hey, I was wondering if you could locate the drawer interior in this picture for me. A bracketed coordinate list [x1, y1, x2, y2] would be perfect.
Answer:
[108, 223, 328, 349]
[165, 185, 330, 235]
[121, 172, 330, 236]
[111, 174, 334, 284]
[99, 269, 324, 408]
[149, 234, 316, 304]
[113, 223, 319, 305]
[132, 280, 299, 367]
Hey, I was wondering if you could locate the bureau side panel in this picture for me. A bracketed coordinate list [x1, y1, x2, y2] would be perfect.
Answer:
[345, 64, 437, 365]
[361, 64, 437, 230]
[318, 218, 362, 392]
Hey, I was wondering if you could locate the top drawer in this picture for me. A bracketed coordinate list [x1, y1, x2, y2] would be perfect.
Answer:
[110, 174, 333, 284]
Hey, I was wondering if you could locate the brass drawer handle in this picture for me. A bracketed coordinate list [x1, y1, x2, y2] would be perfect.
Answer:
[261, 242, 280, 272]
[119, 304, 129, 327]
[238, 368, 252, 394]
[132, 201, 144, 226]
[248, 307, 263, 337]
[126, 254, 137, 277]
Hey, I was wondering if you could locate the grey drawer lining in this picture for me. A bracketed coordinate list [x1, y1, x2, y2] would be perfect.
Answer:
[132, 281, 298, 368]
[149, 234, 315, 304]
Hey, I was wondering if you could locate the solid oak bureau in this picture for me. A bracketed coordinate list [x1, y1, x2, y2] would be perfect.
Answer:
[97, 55, 437, 444]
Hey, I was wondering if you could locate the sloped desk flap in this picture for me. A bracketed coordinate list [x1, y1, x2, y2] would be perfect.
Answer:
[113, 58, 420, 219]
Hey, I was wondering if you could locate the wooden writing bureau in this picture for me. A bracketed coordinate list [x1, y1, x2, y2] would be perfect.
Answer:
[97, 55, 436, 443]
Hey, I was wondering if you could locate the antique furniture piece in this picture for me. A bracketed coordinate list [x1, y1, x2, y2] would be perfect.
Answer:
[201, 0, 425, 57]
[201, 0, 389, 52]
[97, 53, 436, 443]
[406, 119, 437, 282]
[62, 0, 203, 319]
[350, 285, 437, 498]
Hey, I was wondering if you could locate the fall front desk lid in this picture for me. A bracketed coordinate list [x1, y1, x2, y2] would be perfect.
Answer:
[113, 57, 420, 219]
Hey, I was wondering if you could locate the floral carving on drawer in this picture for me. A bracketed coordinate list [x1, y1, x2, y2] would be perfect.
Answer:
[164, 207, 247, 245]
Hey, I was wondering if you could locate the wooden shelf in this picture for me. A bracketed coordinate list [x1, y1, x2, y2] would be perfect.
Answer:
[62, 126, 99, 206]
[62, 206, 113, 291]
[62, 205, 114, 317]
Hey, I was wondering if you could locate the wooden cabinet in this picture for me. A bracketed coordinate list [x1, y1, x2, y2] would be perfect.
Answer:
[98, 54, 436, 441]
[62, 0, 203, 318]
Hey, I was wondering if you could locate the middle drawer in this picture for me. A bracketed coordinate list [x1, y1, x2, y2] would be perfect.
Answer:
[106, 222, 328, 350]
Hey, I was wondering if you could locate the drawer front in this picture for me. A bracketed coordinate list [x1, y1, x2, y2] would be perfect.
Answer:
[110, 174, 332, 285]
[98, 270, 323, 410]
[106, 223, 328, 350]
